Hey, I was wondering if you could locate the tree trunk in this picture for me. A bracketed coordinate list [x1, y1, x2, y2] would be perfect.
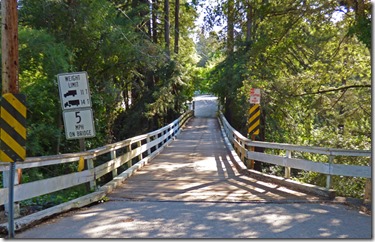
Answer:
[152, 0, 158, 43]
[246, 1, 253, 46]
[174, 0, 179, 54]
[227, 0, 234, 54]
[164, 0, 170, 58]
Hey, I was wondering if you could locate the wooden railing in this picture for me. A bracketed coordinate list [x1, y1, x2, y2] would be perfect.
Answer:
[0, 110, 193, 226]
[218, 112, 371, 199]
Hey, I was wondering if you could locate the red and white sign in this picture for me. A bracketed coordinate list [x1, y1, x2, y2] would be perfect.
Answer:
[249, 88, 261, 104]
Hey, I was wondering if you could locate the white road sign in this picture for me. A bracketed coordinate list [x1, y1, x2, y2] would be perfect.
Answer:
[249, 88, 261, 104]
[58, 72, 92, 110]
[63, 109, 96, 140]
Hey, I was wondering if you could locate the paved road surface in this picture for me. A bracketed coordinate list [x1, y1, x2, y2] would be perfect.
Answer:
[14, 95, 372, 239]
[15, 200, 371, 239]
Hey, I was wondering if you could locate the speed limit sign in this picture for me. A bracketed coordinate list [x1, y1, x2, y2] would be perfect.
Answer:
[63, 108, 96, 140]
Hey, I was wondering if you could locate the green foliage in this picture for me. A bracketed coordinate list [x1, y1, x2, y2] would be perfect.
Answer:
[204, 0, 371, 198]
[20, 184, 90, 212]
[17, 0, 198, 151]
[18, 27, 72, 156]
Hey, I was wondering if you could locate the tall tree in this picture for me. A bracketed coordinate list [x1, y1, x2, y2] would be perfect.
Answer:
[174, 0, 180, 54]
[245, 0, 253, 46]
[226, 0, 234, 54]
[164, 0, 171, 57]
[152, 0, 159, 43]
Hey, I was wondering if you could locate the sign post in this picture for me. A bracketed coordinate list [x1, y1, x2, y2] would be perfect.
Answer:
[247, 88, 261, 169]
[57, 72, 95, 191]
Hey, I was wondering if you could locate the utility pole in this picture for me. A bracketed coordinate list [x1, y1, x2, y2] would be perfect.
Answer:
[2, 0, 20, 238]
[2, 0, 19, 94]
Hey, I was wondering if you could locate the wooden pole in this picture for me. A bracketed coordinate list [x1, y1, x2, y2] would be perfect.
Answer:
[250, 134, 255, 169]
[2, 0, 19, 94]
[2, 0, 19, 238]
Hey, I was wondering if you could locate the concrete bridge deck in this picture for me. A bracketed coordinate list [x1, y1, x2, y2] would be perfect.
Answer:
[15, 95, 371, 239]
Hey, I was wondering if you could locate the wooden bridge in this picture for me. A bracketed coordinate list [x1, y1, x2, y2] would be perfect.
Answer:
[0, 95, 372, 238]
[108, 117, 323, 203]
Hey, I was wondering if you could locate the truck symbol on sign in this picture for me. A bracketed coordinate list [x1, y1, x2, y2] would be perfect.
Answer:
[64, 90, 77, 98]
[64, 100, 80, 108]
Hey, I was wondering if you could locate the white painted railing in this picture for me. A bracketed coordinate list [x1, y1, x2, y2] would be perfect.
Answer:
[0, 110, 193, 208]
[218, 112, 371, 195]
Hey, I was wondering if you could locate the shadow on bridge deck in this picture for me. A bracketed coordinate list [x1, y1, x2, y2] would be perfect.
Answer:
[108, 117, 325, 203]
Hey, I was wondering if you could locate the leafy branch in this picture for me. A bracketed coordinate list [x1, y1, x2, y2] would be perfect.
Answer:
[293, 84, 371, 96]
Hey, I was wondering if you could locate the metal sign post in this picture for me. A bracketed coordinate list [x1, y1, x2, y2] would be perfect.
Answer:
[247, 88, 261, 169]
[8, 163, 15, 238]
[57, 72, 95, 191]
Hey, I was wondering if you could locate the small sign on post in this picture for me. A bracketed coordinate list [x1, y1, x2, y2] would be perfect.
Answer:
[249, 88, 261, 104]
[0, 93, 27, 162]
[247, 104, 260, 136]
[58, 72, 92, 110]
[63, 108, 95, 140]
[57, 71, 96, 140]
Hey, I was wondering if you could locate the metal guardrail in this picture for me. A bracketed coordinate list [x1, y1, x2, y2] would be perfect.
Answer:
[0, 110, 193, 207]
[218, 112, 371, 192]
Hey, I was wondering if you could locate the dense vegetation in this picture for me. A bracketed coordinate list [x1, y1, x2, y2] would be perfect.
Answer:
[195, 0, 371, 198]
[15, 0, 199, 156]
[0, 0, 371, 208]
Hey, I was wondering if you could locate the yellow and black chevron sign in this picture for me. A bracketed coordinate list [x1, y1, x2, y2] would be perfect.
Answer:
[0, 93, 26, 162]
[247, 104, 260, 136]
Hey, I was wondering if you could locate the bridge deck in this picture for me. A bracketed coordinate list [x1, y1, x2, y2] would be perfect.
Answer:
[108, 117, 323, 203]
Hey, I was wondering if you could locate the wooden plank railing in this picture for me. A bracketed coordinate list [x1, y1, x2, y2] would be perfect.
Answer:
[0, 110, 193, 207]
[218, 112, 371, 199]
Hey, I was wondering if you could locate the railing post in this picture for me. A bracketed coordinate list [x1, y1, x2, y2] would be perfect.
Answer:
[326, 154, 333, 190]
[127, 144, 133, 167]
[249, 143, 255, 169]
[364, 178, 371, 204]
[137, 141, 143, 161]
[240, 140, 245, 163]
[364, 159, 371, 204]
[2, 169, 20, 218]
[284, 150, 291, 179]
[111, 150, 118, 178]
[244, 142, 252, 169]
[87, 158, 96, 191]
[146, 136, 152, 156]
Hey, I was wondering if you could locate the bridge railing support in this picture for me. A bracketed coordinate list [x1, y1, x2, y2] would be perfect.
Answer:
[110, 150, 118, 178]
[284, 150, 291, 179]
[326, 154, 333, 190]
[218, 112, 371, 201]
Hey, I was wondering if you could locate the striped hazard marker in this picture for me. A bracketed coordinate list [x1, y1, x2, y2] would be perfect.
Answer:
[0, 93, 26, 162]
[247, 104, 260, 136]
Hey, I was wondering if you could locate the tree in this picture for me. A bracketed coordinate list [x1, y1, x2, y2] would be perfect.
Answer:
[18, 27, 72, 156]
[174, 0, 180, 54]
[204, 0, 371, 197]
[164, 0, 171, 57]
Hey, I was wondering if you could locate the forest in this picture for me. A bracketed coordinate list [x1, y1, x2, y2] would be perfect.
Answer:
[0, 0, 372, 204]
